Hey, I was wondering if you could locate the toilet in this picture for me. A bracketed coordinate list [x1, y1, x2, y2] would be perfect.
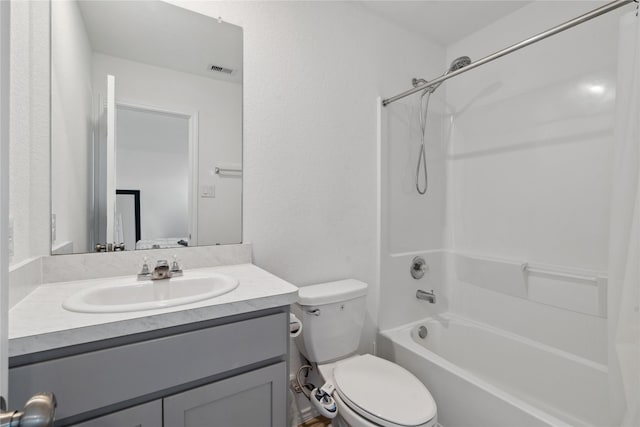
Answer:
[292, 279, 437, 427]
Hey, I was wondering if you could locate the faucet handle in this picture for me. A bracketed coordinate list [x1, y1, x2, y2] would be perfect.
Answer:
[170, 255, 183, 276]
[411, 256, 428, 279]
[138, 257, 151, 279]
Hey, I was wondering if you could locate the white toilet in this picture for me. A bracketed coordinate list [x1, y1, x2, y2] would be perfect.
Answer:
[293, 279, 437, 427]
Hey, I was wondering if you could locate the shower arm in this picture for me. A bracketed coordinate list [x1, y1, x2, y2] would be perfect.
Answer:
[382, 0, 638, 107]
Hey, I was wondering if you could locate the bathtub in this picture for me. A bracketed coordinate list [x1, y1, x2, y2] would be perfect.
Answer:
[377, 313, 609, 427]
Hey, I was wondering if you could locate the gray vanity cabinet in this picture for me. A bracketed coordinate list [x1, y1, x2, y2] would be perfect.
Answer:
[164, 362, 286, 427]
[9, 308, 289, 427]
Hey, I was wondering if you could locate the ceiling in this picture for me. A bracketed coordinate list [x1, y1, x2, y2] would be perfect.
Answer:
[360, 1, 533, 46]
[78, 1, 243, 84]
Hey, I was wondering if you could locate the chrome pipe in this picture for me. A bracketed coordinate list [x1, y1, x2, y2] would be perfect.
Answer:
[382, 0, 636, 107]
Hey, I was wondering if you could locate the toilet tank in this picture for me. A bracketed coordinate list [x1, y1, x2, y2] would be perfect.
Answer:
[293, 279, 368, 364]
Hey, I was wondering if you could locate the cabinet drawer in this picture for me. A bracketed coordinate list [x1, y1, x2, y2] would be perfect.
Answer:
[10, 312, 287, 421]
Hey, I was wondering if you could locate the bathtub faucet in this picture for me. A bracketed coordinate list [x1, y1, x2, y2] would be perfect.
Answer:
[416, 289, 436, 304]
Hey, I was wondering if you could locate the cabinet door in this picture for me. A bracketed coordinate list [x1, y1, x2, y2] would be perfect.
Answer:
[163, 362, 286, 427]
[71, 400, 161, 427]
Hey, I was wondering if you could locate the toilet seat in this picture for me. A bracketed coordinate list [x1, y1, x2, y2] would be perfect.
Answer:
[332, 354, 436, 427]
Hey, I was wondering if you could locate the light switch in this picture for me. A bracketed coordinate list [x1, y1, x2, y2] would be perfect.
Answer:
[201, 185, 215, 198]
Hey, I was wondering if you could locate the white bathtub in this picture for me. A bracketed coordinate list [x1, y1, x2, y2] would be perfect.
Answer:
[378, 313, 610, 427]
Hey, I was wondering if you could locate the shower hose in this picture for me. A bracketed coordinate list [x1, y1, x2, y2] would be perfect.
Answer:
[416, 89, 432, 195]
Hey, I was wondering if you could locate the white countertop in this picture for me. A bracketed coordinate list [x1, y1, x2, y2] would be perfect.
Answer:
[9, 263, 298, 358]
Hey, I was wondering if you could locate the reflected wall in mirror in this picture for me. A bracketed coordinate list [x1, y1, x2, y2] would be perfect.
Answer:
[51, 0, 242, 255]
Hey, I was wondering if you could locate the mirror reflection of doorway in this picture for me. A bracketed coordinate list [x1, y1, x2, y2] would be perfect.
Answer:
[115, 190, 140, 251]
[115, 105, 192, 249]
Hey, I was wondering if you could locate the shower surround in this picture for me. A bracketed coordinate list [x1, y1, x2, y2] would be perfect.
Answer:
[378, 1, 627, 425]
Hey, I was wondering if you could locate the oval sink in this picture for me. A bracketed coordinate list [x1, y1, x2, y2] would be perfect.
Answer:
[62, 272, 239, 313]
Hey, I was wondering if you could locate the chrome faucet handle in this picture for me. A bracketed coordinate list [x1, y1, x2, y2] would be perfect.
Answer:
[411, 256, 428, 279]
[170, 255, 183, 276]
[137, 257, 151, 280]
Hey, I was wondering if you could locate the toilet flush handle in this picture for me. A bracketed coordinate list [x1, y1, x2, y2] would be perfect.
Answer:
[305, 308, 321, 316]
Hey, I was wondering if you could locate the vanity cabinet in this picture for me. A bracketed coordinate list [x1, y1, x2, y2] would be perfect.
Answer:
[8, 308, 289, 427]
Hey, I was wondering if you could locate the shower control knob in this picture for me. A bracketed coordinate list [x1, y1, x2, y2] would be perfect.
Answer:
[411, 256, 428, 279]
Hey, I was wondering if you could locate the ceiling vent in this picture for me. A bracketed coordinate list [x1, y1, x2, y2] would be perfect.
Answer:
[209, 64, 235, 75]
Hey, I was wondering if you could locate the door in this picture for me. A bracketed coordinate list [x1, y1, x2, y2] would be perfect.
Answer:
[0, 5, 56, 425]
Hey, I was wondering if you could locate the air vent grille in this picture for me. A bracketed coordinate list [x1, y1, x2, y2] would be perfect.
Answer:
[209, 65, 235, 75]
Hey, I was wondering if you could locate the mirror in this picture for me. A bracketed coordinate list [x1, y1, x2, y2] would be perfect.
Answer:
[51, 0, 242, 255]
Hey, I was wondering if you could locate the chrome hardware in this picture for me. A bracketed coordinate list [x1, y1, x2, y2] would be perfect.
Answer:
[382, 0, 637, 107]
[95, 243, 125, 252]
[138, 258, 181, 281]
[305, 308, 321, 316]
[418, 326, 428, 339]
[137, 257, 151, 280]
[152, 259, 170, 280]
[215, 166, 242, 176]
[170, 255, 183, 277]
[411, 256, 428, 279]
[0, 392, 57, 427]
[416, 289, 436, 304]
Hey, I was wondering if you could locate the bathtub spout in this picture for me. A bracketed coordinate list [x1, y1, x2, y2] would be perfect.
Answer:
[416, 289, 436, 303]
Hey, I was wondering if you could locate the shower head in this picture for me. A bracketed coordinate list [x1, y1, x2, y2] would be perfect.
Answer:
[448, 56, 472, 73]
[420, 55, 472, 94]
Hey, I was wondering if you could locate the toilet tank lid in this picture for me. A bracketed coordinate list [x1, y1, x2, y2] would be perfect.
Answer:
[297, 279, 368, 306]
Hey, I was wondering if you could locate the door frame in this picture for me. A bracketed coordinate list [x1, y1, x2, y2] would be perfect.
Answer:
[114, 100, 199, 246]
[0, 0, 10, 399]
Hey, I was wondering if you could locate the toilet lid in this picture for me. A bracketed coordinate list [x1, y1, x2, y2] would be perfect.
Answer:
[333, 354, 436, 427]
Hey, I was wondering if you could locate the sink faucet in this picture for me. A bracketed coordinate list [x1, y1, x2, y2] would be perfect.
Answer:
[416, 289, 436, 304]
[152, 260, 171, 280]
[138, 257, 183, 281]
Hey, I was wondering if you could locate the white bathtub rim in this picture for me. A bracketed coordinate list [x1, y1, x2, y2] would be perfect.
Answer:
[380, 315, 579, 427]
[381, 312, 607, 372]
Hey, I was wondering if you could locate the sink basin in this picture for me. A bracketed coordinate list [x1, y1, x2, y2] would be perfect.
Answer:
[62, 272, 239, 313]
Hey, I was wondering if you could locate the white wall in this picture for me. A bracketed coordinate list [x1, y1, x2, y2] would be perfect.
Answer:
[168, 2, 445, 423]
[51, 0, 93, 254]
[176, 0, 447, 346]
[9, 1, 50, 266]
[92, 53, 242, 246]
[443, 1, 624, 364]
[116, 107, 189, 241]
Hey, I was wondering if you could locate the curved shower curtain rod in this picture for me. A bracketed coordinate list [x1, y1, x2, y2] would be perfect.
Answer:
[382, 0, 638, 107]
